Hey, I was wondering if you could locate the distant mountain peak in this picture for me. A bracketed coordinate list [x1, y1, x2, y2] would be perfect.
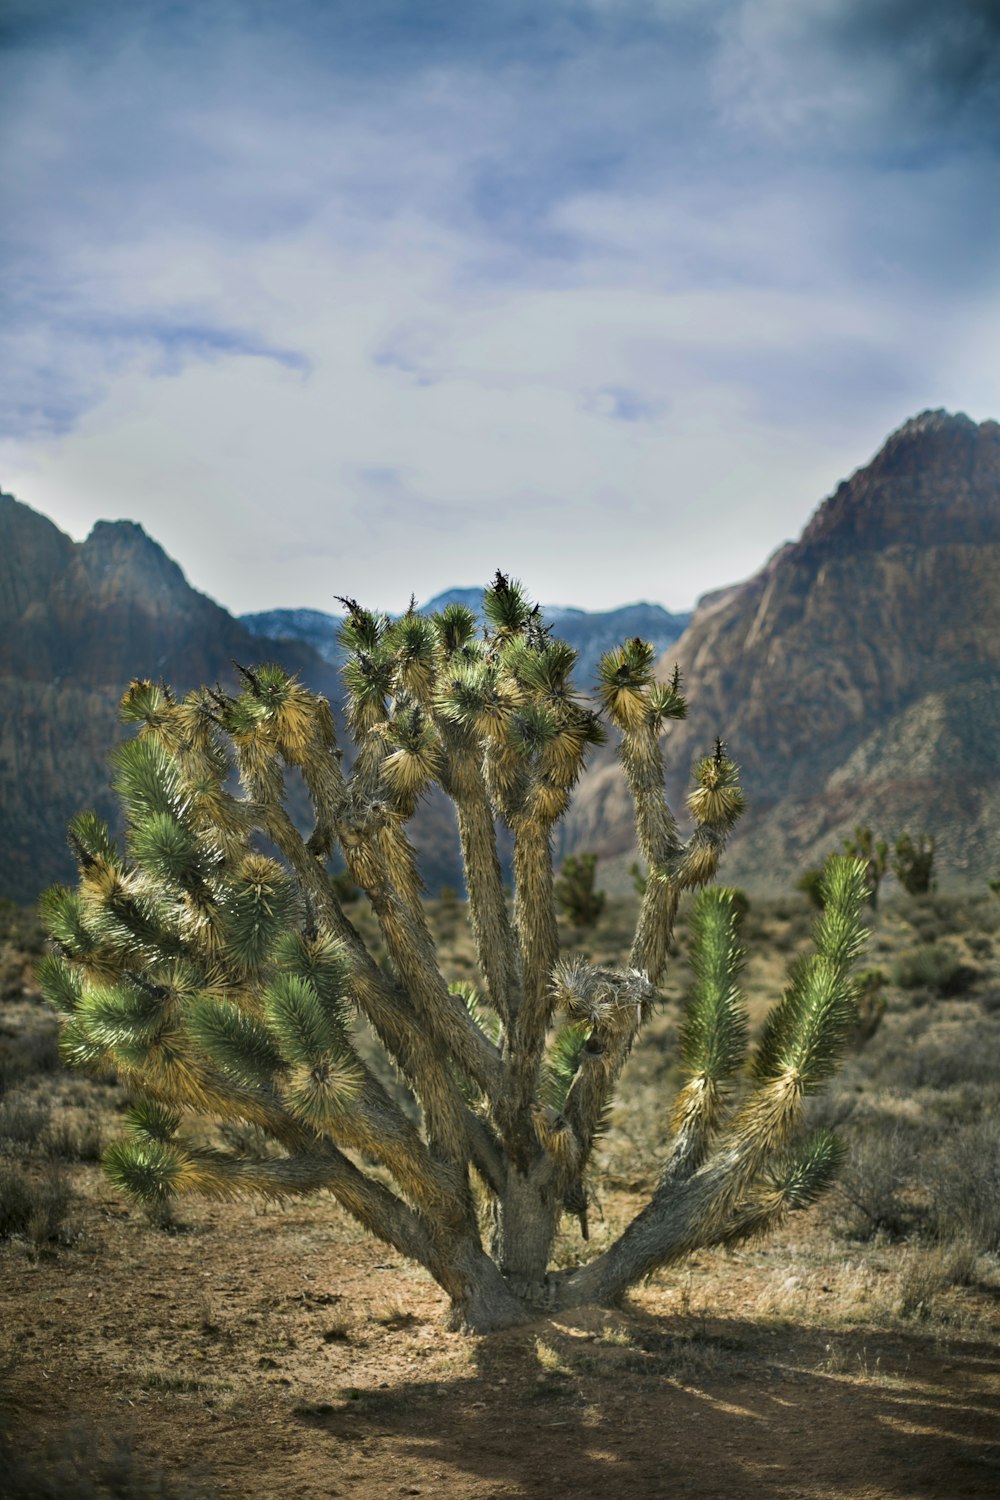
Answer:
[889, 407, 977, 440]
[562, 407, 1000, 890]
[798, 408, 1000, 556]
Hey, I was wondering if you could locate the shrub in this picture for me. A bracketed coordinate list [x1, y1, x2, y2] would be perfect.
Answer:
[931, 1117, 1000, 1253]
[42, 1118, 105, 1163]
[0, 1163, 72, 1246]
[0, 1093, 50, 1151]
[890, 944, 967, 995]
[835, 1124, 926, 1241]
[0, 1420, 205, 1499]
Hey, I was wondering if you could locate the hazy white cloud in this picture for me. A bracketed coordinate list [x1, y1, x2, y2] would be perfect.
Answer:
[1, 0, 998, 613]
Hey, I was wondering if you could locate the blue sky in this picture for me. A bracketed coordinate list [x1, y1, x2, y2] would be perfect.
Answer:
[1, 0, 998, 614]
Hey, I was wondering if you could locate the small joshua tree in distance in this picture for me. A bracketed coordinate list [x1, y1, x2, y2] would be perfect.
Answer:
[893, 832, 936, 896]
[554, 852, 606, 929]
[39, 573, 869, 1331]
[796, 866, 827, 911]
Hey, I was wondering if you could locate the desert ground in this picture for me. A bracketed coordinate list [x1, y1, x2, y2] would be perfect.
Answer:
[2, 887, 999, 1499]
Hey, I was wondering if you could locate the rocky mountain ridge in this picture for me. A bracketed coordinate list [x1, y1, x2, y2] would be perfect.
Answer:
[0, 495, 344, 902]
[560, 410, 1000, 890]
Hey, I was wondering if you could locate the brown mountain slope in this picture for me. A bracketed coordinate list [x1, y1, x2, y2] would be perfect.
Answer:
[0, 494, 353, 903]
[562, 410, 1000, 891]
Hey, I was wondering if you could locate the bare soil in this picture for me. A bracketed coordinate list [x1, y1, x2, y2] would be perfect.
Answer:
[3, 892, 999, 1498]
[3, 1164, 999, 1498]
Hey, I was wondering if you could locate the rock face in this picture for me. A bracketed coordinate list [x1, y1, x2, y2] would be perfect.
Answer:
[0, 494, 345, 903]
[561, 410, 1000, 891]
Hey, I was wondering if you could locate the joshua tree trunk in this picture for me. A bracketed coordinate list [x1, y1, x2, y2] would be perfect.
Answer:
[40, 573, 868, 1332]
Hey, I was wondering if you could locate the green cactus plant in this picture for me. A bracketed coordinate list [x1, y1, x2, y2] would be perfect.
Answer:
[39, 573, 869, 1331]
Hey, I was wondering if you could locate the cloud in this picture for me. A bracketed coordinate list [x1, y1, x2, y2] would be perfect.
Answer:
[0, 1, 998, 614]
[714, 0, 1000, 152]
[587, 387, 666, 423]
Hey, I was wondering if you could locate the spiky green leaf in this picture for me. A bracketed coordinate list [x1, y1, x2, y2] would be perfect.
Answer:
[104, 1137, 184, 1202]
[111, 735, 184, 821]
[77, 982, 164, 1059]
[688, 748, 745, 829]
[225, 693, 268, 735]
[432, 602, 479, 654]
[35, 953, 83, 1016]
[58, 1015, 112, 1070]
[772, 1128, 846, 1209]
[507, 703, 559, 759]
[83, 878, 181, 965]
[450, 979, 502, 1046]
[814, 857, 869, 968]
[387, 613, 437, 665]
[283, 1053, 365, 1125]
[681, 887, 749, 1082]
[39, 885, 98, 961]
[482, 571, 532, 634]
[263, 973, 346, 1065]
[221, 858, 297, 975]
[273, 930, 352, 1014]
[341, 648, 393, 723]
[596, 638, 655, 694]
[129, 811, 209, 887]
[68, 811, 121, 866]
[753, 858, 867, 1091]
[647, 680, 687, 723]
[126, 1099, 181, 1143]
[542, 1022, 590, 1110]
[594, 638, 656, 728]
[187, 998, 285, 1087]
[119, 678, 174, 725]
[337, 601, 389, 654]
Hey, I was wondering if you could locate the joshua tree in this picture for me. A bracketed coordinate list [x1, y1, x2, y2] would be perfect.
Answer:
[843, 826, 889, 911]
[893, 832, 936, 896]
[795, 867, 826, 911]
[553, 852, 606, 929]
[39, 574, 868, 1332]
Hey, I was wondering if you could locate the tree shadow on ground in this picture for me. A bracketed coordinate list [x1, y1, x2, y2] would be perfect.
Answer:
[290, 1307, 1000, 1500]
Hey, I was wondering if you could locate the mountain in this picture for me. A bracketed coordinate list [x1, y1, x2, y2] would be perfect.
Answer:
[0, 494, 346, 903]
[560, 410, 1000, 891]
[4, 407, 996, 905]
[241, 595, 690, 688]
[538, 602, 690, 688]
[239, 607, 347, 665]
